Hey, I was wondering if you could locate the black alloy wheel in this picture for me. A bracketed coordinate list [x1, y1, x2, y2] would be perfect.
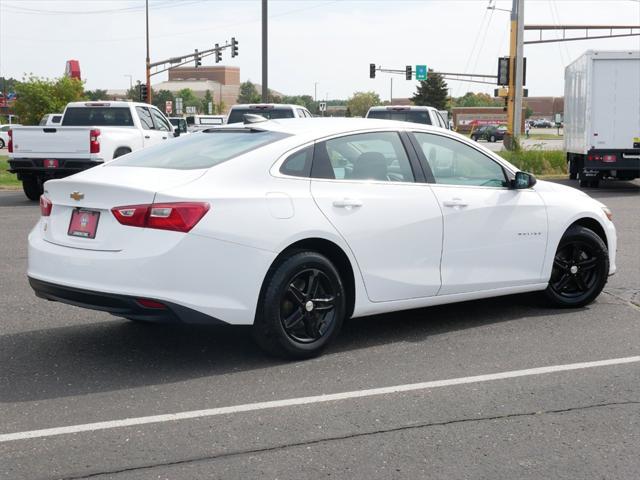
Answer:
[253, 251, 346, 359]
[544, 226, 608, 307]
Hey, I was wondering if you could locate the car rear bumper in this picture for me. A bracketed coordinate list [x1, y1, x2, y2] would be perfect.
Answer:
[28, 224, 275, 325]
[29, 277, 227, 324]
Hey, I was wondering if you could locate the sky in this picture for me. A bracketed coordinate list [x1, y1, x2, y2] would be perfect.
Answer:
[0, 0, 639, 101]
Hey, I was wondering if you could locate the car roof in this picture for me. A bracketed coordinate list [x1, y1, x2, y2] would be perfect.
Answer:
[220, 117, 443, 138]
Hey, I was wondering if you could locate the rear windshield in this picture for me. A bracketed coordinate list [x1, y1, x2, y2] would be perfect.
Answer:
[62, 107, 134, 127]
[227, 108, 295, 124]
[110, 129, 289, 170]
[367, 110, 432, 125]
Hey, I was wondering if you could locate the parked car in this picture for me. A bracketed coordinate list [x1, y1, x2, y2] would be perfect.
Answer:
[227, 104, 312, 124]
[29, 117, 616, 359]
[169, 117, 189, 134]
[365, 106, 450, 129]
[39, 114, 63, 126]
[0, 124, 20, 149]
[8, 101, 177, 200]
[470, 125, 491, 141]
[185, 114, 226, 132]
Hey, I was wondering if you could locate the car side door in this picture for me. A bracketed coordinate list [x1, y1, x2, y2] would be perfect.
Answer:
[310, 130, 443, 302]
[149, 107, 173, 140]
[135, 106, 164, 147]
[410, 131, 548, 295]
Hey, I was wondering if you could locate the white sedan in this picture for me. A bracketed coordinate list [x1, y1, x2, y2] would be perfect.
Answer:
[28, 118, 616, 358]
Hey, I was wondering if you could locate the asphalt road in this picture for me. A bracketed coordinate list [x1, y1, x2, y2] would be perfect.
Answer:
[1, 179, 639, 480]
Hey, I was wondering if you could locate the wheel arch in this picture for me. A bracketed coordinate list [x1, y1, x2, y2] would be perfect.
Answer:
[567, 216, 608, 248]
[112, 146, 132, 159]
[264, 237, 357, 320]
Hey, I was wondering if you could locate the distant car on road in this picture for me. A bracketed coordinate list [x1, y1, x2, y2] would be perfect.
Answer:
[39, 114, 63, 126]
[365, 106, 450, 129]
[29, 117, 616, 359]
[0, 124, 20, 149]
[472, 125, 507, 143]
[227, 104, 312, 124]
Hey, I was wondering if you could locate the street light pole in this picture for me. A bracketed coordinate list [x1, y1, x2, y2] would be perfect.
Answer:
[124, 75, 133, 89]
[145, 0, 152, 103]
[261, 0, 268, 102]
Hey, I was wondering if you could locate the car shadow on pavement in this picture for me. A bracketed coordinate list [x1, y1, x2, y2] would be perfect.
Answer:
[0, 292, 584, 403]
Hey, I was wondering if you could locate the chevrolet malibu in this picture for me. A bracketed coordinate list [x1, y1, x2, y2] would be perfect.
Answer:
[28, 118, 616, 358]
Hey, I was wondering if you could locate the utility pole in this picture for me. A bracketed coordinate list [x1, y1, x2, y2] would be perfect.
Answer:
[261, 0, 268, 102]
[506, 0, 524, 147]
[145, 0, 152, 103]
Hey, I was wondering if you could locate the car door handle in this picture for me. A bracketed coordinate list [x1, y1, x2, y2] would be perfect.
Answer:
[332, 198, 363, 208]
[144, 135, 150, 139]
[162, 136, 167, 140]
[442, 198, 469, 208]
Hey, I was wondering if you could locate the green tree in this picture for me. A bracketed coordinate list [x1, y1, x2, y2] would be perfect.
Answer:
[346, 91, 381, 117]
[524, 105, 534, 119]
[13, 76, 84, 125]
[152, 89, 175, 113]
[202, 89, 213, 114]
[237, 81, 260, 104]
[411, 71, 448, 110]
[452, 92, 501, 108]
[84, 89, 108, 101]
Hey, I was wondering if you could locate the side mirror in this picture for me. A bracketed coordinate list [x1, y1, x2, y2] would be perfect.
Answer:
[173, 126, 180, 138]
[512, 171, 537, 189]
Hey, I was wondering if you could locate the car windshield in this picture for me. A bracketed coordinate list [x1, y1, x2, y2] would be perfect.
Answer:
[110, 129, 289, 170]
[62, 107, 134, 127]
[366, 110, 432, 125]
[227, 108, 295, 124]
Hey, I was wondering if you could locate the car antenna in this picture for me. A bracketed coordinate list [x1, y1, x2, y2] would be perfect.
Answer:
[243, 114, 268, 124]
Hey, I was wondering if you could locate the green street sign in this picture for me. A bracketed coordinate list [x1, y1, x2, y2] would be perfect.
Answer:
[416, 65, 428, 81]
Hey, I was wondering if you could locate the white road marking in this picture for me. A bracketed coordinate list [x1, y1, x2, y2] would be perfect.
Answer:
[2, 355, 639, 443]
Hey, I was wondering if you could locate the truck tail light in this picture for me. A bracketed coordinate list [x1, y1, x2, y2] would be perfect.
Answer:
[603, 154, 617, 163]
[7, 129, 13, 153]
[89, 129, 101, 154]
[111, 202, 210, 232]
[40, 195, 53, 217]
[587, 154, 603, 162]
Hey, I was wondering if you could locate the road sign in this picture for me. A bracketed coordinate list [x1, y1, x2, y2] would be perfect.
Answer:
[175, 97, 183, 115]
[208, 102, 213, 115]
[416, 65, 428, 81]
[185, 106, 197, 114]
[165, 100, 173, 115]
[319, 102, 327, 112]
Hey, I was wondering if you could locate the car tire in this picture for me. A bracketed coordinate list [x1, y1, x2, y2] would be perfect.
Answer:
[544, 225, 609, 308]
[489, 135, 496, 142]
[253, 251, 346, 359]
[0, 139, 5, 149]
[22, 177, 43, 201]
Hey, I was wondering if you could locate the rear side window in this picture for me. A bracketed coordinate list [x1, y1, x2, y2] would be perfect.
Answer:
[111, 130, 290, 170]
[228, 108, 295, 124]
[62, 107, 134, 127]
[366, 110, 432, 125]
[280, 146, 313, 177]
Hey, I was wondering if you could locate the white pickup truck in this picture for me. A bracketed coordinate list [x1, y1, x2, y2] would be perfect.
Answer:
[8, 101, 177, 200]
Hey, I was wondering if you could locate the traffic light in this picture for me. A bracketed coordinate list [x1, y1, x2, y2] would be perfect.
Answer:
[215, 44, 222, 63]
[369, 63, 376, 79]
[231, 37, 239, 58]
[194, 49, 201, 67]
[405, 65, 412, 81]
[497, 57, 510, 85]
[139, 83, 148, 102]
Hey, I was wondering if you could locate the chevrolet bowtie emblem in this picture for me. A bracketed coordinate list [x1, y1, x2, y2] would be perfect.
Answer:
[70, 191, 84, 201]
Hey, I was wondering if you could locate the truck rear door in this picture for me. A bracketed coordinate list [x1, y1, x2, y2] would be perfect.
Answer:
[11, 127, 91, 156]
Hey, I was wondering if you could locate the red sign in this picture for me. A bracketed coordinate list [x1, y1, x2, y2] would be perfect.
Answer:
[68, 209, 100, 239]
[44, 159, 59, 168]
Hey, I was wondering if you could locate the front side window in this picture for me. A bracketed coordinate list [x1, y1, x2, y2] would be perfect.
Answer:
[312, 131, 415, 183]
[150, 108, 171, 132]
[111, 130, 289, 170]
[136, 107, 154, 130]
[414, 132, 507, 187]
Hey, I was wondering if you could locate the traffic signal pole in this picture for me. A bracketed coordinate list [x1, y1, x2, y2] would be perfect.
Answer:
[506, 0, 524, 147]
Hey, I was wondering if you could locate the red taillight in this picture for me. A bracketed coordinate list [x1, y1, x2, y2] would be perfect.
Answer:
[7, 129, 13, 153]
[137, 298, 167, 309]
[40, 195, 52, 216]
[603, 154, 617, 163]
[89, 129, 100, 154]
[111, 202, 209, 233]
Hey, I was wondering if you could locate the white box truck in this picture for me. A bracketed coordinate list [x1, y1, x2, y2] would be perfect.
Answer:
[564, 50, 640, 187]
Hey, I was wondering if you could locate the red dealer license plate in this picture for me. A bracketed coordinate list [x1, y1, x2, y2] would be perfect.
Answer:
[68, 209, 100, 239]
[44, 159, 59, 168]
